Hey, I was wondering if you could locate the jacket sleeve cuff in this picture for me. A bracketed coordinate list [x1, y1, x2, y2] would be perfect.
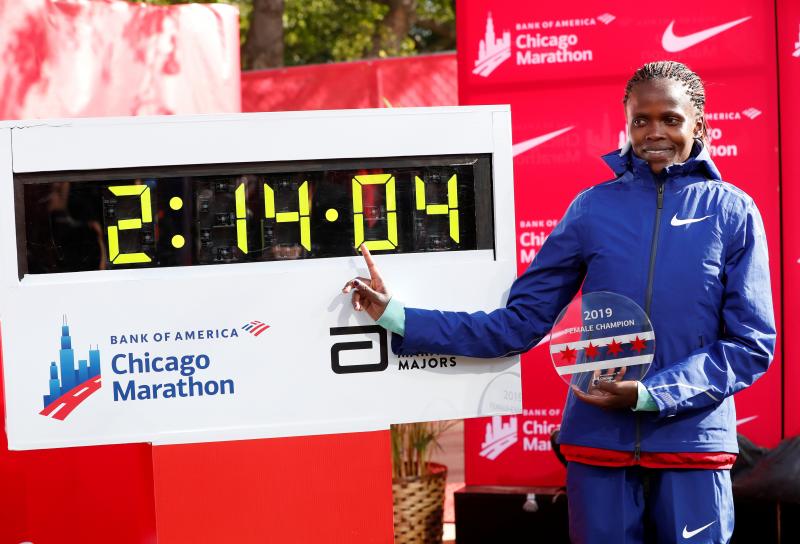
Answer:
[633, 382, 658, 411]
[376, 297, 405, 336]
[647, 386, 679, 418]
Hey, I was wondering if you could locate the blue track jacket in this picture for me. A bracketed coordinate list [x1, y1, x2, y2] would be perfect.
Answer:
[392, 144, 775, 455]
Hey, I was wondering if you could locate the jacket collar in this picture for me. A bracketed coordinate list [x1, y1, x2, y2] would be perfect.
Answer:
[601, 141, 722, 184]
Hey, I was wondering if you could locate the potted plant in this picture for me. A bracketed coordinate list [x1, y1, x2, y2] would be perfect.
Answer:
[391, 421, 456, 544]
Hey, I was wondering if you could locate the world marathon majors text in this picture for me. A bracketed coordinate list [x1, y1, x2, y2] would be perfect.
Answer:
[397, 353, 457, 370]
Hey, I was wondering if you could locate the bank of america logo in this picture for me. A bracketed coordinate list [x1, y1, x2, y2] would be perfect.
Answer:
[742, 107, 762, 119]
[242, 320, 270, 336]
[40, 317, 102, 421]
[794, 25, 800, 57]
[473, 12, 511, 78]
[479, 415, 518, 460]
[597, 13, 616, 25]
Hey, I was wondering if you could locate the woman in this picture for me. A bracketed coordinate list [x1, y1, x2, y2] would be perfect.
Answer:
[344, 61, 775, 544]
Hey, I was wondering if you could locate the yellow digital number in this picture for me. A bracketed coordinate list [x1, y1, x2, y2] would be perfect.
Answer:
[415, 174, 459, 243]
[263, 180, 311, 251]
[235, 182, 248, 253]
[106, 184, 153, 264]
[352, 174, 397, 250]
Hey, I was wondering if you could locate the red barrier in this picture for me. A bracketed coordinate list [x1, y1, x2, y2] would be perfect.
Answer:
[778, 0, 800, 438]
[458, 0, 783, 486]
[242, 53, 457, 112]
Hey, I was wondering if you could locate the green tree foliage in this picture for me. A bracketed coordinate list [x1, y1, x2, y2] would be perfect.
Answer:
[283, 0, 388, 65]
[411, 0, 456, 54]
[128, 0, 454, 68]
[284, 0, 455, 65]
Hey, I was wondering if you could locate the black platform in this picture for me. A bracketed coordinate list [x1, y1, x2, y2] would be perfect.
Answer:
[454, 486, 569, 543]
[454, 485, 797, 543]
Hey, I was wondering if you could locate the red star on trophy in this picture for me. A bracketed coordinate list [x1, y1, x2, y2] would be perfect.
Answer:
[629, 336, 647, 354]
[585, 342, 600, 360]
[606, 339, 623, 357]
[560, 345, 577, 363]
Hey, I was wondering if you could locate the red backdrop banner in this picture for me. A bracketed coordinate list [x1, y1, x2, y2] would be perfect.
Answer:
[458, 0, 783, 487]
[241, 53, 457, 112]
[778, 0, 800, 438]
[0, 0, 241, 120]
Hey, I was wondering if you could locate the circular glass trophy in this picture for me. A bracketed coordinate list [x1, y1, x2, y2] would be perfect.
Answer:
[549, 291, 655, 393]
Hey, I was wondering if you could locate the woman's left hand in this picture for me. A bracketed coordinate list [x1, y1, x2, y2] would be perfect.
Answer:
[571, 379, 639, 410]
[342, 244, 392, 321]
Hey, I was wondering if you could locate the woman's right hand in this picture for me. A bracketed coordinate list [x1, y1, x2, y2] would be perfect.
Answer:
[342, 244, 392, 321]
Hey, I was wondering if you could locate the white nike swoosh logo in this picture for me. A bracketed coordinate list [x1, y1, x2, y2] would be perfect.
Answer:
[683, 521, 716, 539]
[662, 17, 751, 52]
[513, 127, 573, 157]
[670, 214, 714, 226]
[736, 415, 758, 426]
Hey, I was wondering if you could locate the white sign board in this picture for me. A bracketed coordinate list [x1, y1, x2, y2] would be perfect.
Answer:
[0, 107, 521, 450]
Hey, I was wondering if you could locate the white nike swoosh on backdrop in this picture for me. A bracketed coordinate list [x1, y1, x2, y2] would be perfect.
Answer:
[662, 16, 751, 52]
[670, 214, 714, 226]
[736, 415, 758, 426]
[513, 126, 573, 157]
[683, 521, 716, 539]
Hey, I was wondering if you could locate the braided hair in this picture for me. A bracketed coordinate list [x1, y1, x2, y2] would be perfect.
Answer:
[623, 61, 708, 140]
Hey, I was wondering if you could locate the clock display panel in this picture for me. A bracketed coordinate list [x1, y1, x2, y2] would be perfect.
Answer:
[17, 154, 494, 275]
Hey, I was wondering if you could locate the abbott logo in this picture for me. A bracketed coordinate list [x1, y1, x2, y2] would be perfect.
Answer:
[329, 325, 388, 374]
[473, 12, 511, 77]
[479, 415, 518, 460]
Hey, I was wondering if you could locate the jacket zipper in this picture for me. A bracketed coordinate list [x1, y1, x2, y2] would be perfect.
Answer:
[645, 182, 665, 316]
[636, 181, 665, 463]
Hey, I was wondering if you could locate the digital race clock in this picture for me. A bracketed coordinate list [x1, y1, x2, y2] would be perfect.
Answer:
[0, 107, 520, 450]
[18, 155, 493, 275]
